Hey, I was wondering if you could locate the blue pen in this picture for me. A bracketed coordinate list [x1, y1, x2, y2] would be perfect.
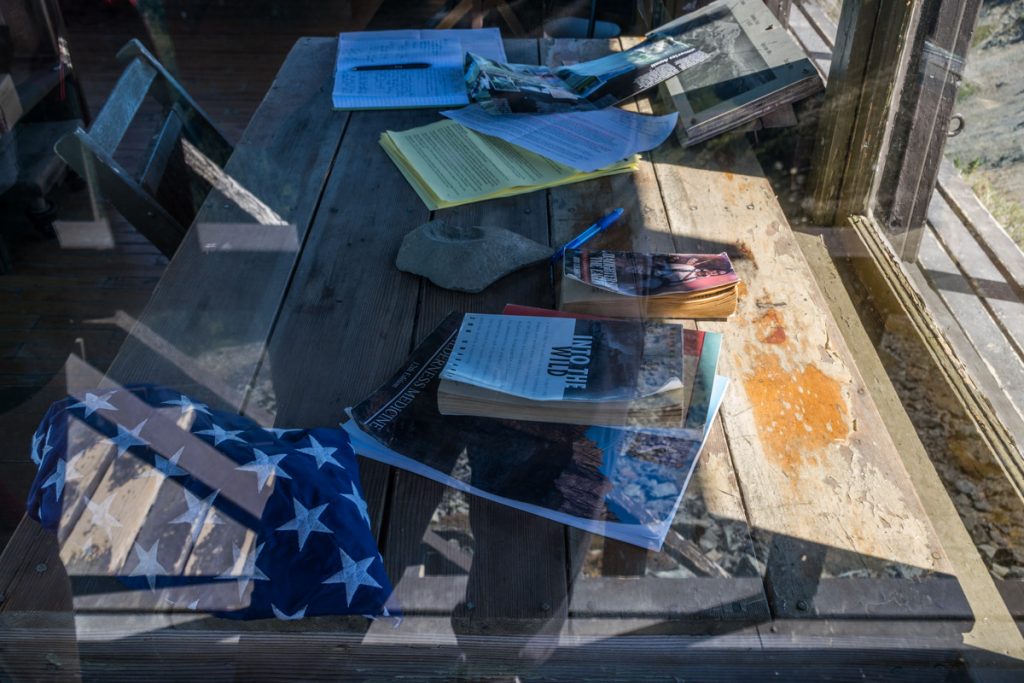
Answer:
[551, 208, 624, 264]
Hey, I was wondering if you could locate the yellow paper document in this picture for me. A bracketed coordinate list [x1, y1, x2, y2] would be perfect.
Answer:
[380, 119, 637, 210]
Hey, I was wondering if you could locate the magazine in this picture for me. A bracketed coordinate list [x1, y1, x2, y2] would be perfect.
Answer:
[565, 250, 739, 298]
[465, 32, 709, 114]
[653, 0, 823, 144]
[342, 313, 727, 550]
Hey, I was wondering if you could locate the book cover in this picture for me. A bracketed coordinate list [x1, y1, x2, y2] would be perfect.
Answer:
[564, 250, 739, 298]
[345, 313, 727, 549]
[440, 313, 687, 402]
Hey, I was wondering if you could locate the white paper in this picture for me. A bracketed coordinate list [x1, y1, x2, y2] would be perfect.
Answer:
[333, 29, 507, 110]
[442, 105, 679, 172]
[341, 28, 506, 62]
[341, 376, 729, 551]
[441, 314, 578, 401]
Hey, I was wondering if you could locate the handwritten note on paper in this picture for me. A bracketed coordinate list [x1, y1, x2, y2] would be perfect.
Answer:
[332, 29, 508, 110]
[441, 105, 680, 172]
[333, 37, 465, 110]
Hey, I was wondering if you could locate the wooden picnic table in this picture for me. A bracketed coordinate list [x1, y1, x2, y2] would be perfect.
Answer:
[0, 37, 983, 680]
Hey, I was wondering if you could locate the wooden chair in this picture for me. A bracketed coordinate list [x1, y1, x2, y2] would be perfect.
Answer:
[55, 39, 233, 258]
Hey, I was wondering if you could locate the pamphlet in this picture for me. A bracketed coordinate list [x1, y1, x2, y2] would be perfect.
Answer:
[465, 33, 708, 113]
[441, 105, 679, 173]
[379, 119, 637, 210]
[565, 250, 739, 297]
[342, 313, 728, 550]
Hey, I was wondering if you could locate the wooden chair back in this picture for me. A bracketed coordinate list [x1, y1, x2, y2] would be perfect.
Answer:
[55, 39, 233, 258]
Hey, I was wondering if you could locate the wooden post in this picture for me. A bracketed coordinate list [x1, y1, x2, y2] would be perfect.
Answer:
[873, 0, 983, 260]
[808, 0, 920, 227]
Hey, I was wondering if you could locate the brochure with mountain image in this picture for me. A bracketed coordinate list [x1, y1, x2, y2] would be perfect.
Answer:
[342, 312, 727, 549]
[465, 32, 709, 114]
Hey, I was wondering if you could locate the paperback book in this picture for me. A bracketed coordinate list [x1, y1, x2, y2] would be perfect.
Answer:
[342, 313, 727, 550]
[437, 313, 709, 427]
[560, 250, 740, 319]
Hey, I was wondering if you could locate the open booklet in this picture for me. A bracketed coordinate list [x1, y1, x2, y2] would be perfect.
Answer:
[341, 312, 727, 550]
[465, 32, 709, 113]
[380, 119, 637, 210]
[333, 28, 507, 110]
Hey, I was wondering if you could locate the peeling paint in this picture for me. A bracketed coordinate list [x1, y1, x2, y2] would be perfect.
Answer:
[743, 351, 851, 475]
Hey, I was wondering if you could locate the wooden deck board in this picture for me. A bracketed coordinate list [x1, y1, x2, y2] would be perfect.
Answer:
[650, 111, 967, 621]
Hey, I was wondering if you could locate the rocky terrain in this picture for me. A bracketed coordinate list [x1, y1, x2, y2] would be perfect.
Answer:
[945, 0, 1024, 245]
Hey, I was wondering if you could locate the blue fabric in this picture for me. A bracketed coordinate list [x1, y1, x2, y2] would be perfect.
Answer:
[26, 385, 394, 620]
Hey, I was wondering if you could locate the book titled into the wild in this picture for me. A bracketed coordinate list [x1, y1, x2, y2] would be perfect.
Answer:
[436, 313, 714, 428]
[341, 312, 727, 550]
[560, 250, 740, 319]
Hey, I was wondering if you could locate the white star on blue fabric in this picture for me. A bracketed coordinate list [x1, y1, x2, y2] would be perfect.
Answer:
[323, 548, 381, 607]
[142, 447, 188, 479]
[195, 424, 245, 446]
[162, 395, 212, 416]
[127, 540, 167, 591]
[276, 499, 331, 551]
[30, 427, 54, 465]
[217, 542, 270, 600]
[107, 420, 149, 457]
[297, 436, 342, 470]
[341, 482, 370, 526]
[42, 458, 67, 499]
[271, 604, 306, 621]
[236, 449, 291, 493]
[85, 495, 123, 540]
[169, 489, 222, 544]
[70, 392, 118, 418]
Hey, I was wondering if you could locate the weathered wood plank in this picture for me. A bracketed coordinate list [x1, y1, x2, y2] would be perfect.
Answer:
[936, 159, 1024, 296]
[1, 37, 349, 626]
[106, 37, 349, 410]
[925, 197, 1024, 385]
[543, 37, 768, 631]
[808, 0, 917, 226]
[651, 118, 964, 621]
[915, 228, 1024, 433]
[382, 40, 572, 640]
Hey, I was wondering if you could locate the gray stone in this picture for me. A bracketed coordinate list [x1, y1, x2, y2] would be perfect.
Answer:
[396, 219, 553, 293]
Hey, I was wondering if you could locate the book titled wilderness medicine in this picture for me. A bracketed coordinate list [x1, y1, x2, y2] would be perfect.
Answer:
[437, 313, 705, 427]
[560, 250, 740, 318]
[341, 313, 727, 550]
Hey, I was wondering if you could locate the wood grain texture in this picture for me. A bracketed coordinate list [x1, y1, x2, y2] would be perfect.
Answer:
[651, 119, 960, 618]
[543, 37, 767, 631]
[381, 39, 572, 642]
[101, 37, 348, 409]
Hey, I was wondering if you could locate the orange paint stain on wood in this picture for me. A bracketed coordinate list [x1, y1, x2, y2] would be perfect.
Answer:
[755, 308, 788, 345]
[743, 351, 850, 474]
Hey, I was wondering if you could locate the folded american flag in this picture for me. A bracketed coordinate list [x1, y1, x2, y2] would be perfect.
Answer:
[26, 385, 394, 620]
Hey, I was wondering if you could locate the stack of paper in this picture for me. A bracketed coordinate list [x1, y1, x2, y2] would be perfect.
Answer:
[342, 312, 728, 551]
[380, 119, 638, 210]
[332, 28, 507, 110]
